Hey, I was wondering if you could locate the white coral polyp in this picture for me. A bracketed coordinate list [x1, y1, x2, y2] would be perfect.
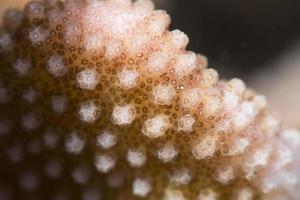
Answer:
[22, 87, 37, 104]
[6, 143, 23, 163]
[227, 78, 246, 95]
[253, 95, 267, 111]
[260, 114, 280, 137]
[105, 39, 123, 58]
[163, 189, 186, 200]
[65, 132, 85, 154]
[84, 32, 104, 52]
[174, 52, 197, 77]
[273, 142, 293, 169]
[177, 115, 195, 133]
[43, 129, 59, 149]
[170, 168, 192, 185]
[21, 113, 40, 131]
[147, 51, 169, 74]
[231, 101, 256, 129]
[45, 159, 62, 179]
[169, 29, 189, 49]
[244, 145, 272, 169]
[46, 55, 68, 77]
[77, 68, 99, 90]
[132, 178, 152, 197]
[227, 137, 250, 156]
[0, 33, 14, 52]
[142, 115, 170, 138]
[78, 101, 99, 123]
[281, 128, 300, 149]
[95, 154, 116, 173]
[223, 91, 240, 111]
[157, 143, 178, 163]
[25, 1, 45, 21]
[192, 135, 216, 160]
[64, 20, 82, 46]
[71, 165, 90, 184]
[47, 8, 63, 27]
[96, 130, 117, 149]
[200, 68, 219, 87]
[13, 58, 32, 77]
[28, 26, 49, 44]
[182, 88, 202, 108]
[197, 189, 218, 200]
[152, 84, 176, 105]
[127, 149, 146, 168]
[19, 171, 39, 192]
[202, 94, 222, 116]
[127, 32, 149, 53]
[215, 165, 235, 185]
[148, 10, 170, 36]
[112, 105, 136, 126]
[118, 69, 139, 90]
[132, 0, 154, 10]
[84, 0, 142, 38]
[234, 187, 253, 200]
[51, 95, 67, 114]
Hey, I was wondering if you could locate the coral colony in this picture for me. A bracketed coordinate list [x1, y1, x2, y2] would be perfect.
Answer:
[0, 0, 299, 199]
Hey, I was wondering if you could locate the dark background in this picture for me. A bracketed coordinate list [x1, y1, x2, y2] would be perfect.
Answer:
[157, 0, 300, 79]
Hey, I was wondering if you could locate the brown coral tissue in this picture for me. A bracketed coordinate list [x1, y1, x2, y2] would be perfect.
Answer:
[0, 0, 299, 200]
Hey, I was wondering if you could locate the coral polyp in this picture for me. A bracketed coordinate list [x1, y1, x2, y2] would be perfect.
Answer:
[0, 0, 299, 199]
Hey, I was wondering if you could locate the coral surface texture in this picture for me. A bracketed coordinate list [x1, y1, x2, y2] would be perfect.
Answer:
[0, 0, 299, 200]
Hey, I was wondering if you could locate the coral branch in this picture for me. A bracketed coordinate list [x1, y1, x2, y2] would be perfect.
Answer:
[0, 0, 299, 199]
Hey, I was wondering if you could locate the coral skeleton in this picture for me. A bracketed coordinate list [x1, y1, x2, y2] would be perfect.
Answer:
[0, 0, 299, 199]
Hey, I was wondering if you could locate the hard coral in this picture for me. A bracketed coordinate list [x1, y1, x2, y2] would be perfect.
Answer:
[0, 0, 299, 199]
